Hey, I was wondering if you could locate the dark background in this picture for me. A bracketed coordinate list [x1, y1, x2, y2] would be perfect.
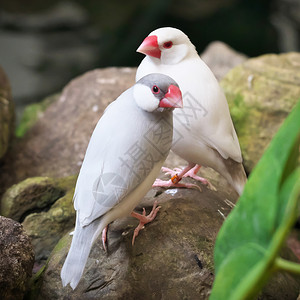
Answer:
[0, 0, 299, 118]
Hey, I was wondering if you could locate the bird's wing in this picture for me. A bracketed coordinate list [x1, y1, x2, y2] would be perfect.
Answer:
[204, 128, 242, 163]
[199, 83, 242, 163]
[188, 89, 242, 163]
[74, 89, 171, 226]
[177, 59, 242, 163]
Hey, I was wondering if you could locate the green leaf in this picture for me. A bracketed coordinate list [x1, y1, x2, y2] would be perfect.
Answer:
[210, 101, 300, 300]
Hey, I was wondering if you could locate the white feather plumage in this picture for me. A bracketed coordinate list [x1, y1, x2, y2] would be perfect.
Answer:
[136, 27, 247, 194]
[61, 75, 179, 289]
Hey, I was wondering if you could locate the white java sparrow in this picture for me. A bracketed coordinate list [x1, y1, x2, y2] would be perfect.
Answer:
[61, 73, 183, 289]
[136, 27, 247, 195]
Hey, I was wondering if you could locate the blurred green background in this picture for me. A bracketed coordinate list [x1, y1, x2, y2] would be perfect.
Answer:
[0, 0, 299, 118]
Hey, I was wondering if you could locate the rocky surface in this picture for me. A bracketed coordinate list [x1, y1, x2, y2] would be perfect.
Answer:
[1, 176, 66, 222]
[30, 184, 236, 300]
[22, 176, 76, 263]
[31, 181, 300, 300]
[0, 216, 34, 300]
[0, 66, 14, 160]
[15, 93, 60, 138]
[221, 52, 300, 172]
[1, 175, 76, 264]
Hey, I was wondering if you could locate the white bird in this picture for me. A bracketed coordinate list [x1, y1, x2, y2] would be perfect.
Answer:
[61, 73, 183, 289]
[136, 27, 247, 195]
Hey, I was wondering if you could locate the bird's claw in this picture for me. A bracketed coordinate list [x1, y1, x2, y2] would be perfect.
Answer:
[184, 171, 216, 191]
[153, 178, 202, 191]
[161, 167, 176, 176]
[131, 201, 161, 245]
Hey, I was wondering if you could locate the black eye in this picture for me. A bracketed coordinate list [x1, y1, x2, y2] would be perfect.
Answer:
[163, 41, 173, 49]
[152, 85, 160, 94]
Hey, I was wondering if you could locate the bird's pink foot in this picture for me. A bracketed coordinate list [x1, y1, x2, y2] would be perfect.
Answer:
[183, 166, 216, 191]
[153, 178, 201, 191]
[102, 225, 108, 252]
[130, 200, 161, 245]
[156, 165, 215, 191]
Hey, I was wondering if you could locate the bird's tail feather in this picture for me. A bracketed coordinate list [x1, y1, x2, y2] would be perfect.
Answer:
[219, 157, 247, 196]
[61, 217, 103, 289]
[231, 163, 247, 196]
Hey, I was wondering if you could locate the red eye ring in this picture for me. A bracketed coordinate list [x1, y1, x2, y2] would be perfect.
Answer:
[163, 41, 173, 49]
[152, 85, 160, 94]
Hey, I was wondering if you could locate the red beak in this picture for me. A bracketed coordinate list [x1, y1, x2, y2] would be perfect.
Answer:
[159, 85, 183, 108]
[137, 35, 161, 59]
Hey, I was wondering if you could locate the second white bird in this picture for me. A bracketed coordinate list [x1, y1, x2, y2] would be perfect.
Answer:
[136, 27, 247, 195]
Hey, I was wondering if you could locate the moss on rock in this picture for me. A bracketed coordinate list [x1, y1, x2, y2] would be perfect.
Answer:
[1, 176, 65, 222]
[221, 52, 300, 172]
[16, 94, 59, 138]
[22, 175, 77, 261]
[1, 175, 77, 262]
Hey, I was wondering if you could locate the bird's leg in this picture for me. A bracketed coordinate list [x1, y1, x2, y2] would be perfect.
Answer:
[130, 200, 161, 245]
[153, 163, 215, 191]
[102, 225, 108, 252]
[187, 164, 201, 176]
[153, 163, 201, 190]
[170, 163, 195, 183]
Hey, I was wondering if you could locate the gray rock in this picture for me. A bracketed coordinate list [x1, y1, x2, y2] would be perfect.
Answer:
[0, 65, 14, 160]
[201, 41, 248, 81]
[33, 184, 235, 300]
[0, 216, 34, 300]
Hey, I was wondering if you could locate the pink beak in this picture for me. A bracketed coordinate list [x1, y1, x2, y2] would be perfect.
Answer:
[160, 85, 183, 108]
[137, 35, 161, 59]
